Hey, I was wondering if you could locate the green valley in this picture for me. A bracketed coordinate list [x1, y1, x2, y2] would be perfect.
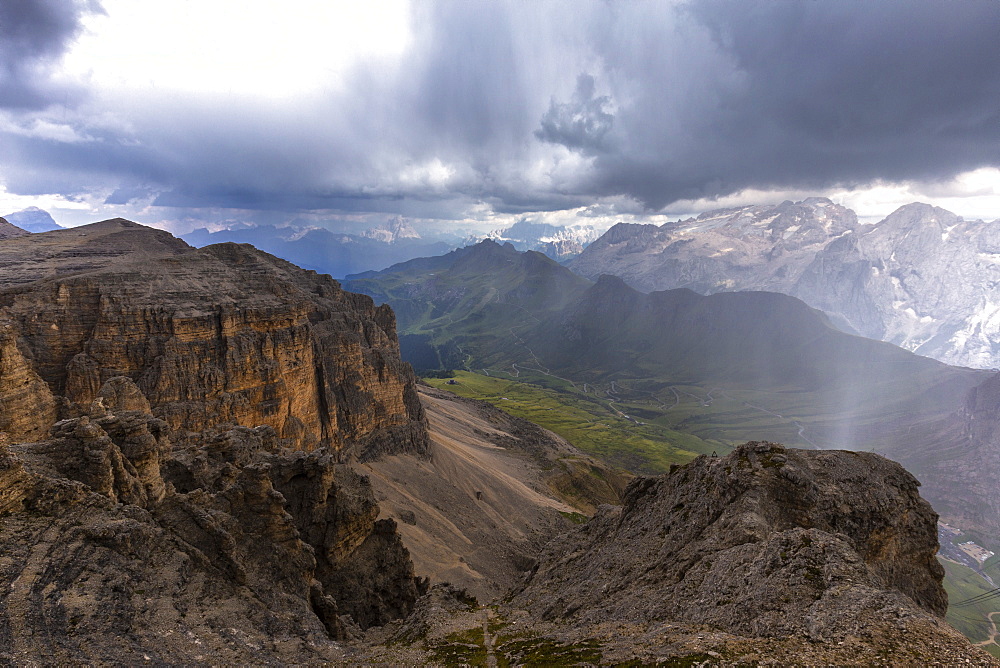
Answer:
[425, 370, 723, 472]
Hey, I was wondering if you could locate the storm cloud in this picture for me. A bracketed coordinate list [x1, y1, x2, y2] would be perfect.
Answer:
[536, 73, 615, 154]
[2, 0, 1000, 222]
[0, 0, 102, 109]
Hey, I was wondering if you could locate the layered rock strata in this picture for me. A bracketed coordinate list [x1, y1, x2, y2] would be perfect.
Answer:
[0, 219, 426, 459]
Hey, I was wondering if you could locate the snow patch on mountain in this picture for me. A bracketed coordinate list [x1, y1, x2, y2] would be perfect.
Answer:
[571, 199, 1000, 369]
[465, 220, 604, 259]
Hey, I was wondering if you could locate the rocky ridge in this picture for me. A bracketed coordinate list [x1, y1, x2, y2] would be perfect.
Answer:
[506, 442, 992, 664]
[570, 198, 858, 295]
[0, 217, 28, 240]
[0, 219, 426, 459]
[570, 198, 1000, 368]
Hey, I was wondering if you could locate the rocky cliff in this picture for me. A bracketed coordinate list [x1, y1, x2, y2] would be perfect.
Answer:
[570, 199, 1000, 368]
[0, 393, 424, 664]
[0, 219, 436, 663]
[0, 219, 426, 459]
[507, 442, 990, 664]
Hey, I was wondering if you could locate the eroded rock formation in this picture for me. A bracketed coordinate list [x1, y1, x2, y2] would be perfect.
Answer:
[0, 388, 425, 664]
[0, 219, 426, 459]
[509, 442, 986, 663]
[0, 220, 430, 663]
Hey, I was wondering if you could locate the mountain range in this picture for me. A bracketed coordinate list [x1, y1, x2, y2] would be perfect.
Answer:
[465, 219, 605, 259]
[17, 196, 1000, 371]
[346, 240, 1000, 540]
[0, 220, 995, 662]
[570, 198, 1000, 369]
[181, 222, 454, 278]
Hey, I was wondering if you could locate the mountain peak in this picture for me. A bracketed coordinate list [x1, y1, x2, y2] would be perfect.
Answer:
[362, 216, 421, 243]
[1, 206, 62, 233]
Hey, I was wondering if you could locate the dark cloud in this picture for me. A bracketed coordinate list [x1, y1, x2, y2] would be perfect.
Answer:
[0, 0, 102, 109]
[3, 0, 1000, 220]
[586, 0, 1000, 208]
[536, 73, 614, 154]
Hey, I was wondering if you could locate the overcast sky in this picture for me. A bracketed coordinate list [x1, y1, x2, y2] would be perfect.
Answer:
[2, 0, 1000, 233]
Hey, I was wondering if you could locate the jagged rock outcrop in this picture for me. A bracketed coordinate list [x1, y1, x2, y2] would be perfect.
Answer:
[0, 389, 425, 664]
[0, 219, 426, 460]
[510, 442, 987, 662]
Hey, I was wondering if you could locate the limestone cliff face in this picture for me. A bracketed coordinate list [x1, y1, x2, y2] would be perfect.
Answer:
[0, 219, 426, 459]
[0, 323, 58, 442]
[513, 442, 971, 658]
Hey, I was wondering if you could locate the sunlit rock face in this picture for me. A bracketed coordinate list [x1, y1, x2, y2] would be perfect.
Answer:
[571, 199, 1000, 368]
[0, 219, 427, 459]
[0, 218, 431, 663]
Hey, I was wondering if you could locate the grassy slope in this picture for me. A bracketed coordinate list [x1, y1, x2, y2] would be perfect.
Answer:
[941, 558, 1000, 657]
[426, 371, 725, 473]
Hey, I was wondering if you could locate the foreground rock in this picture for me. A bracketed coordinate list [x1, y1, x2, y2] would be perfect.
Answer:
[506, 442, 994, 665]
[0, 404, 423, 664]
[0, 220, 430, 663]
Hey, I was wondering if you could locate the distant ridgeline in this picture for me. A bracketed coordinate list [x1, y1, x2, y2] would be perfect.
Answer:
[344, 239, 1000, 543]
[569, 198, 1000, 370]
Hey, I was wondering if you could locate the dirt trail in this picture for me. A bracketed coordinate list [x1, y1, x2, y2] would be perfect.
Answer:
[974, 611, 1000, 649]
[483, 608, 498, 668]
